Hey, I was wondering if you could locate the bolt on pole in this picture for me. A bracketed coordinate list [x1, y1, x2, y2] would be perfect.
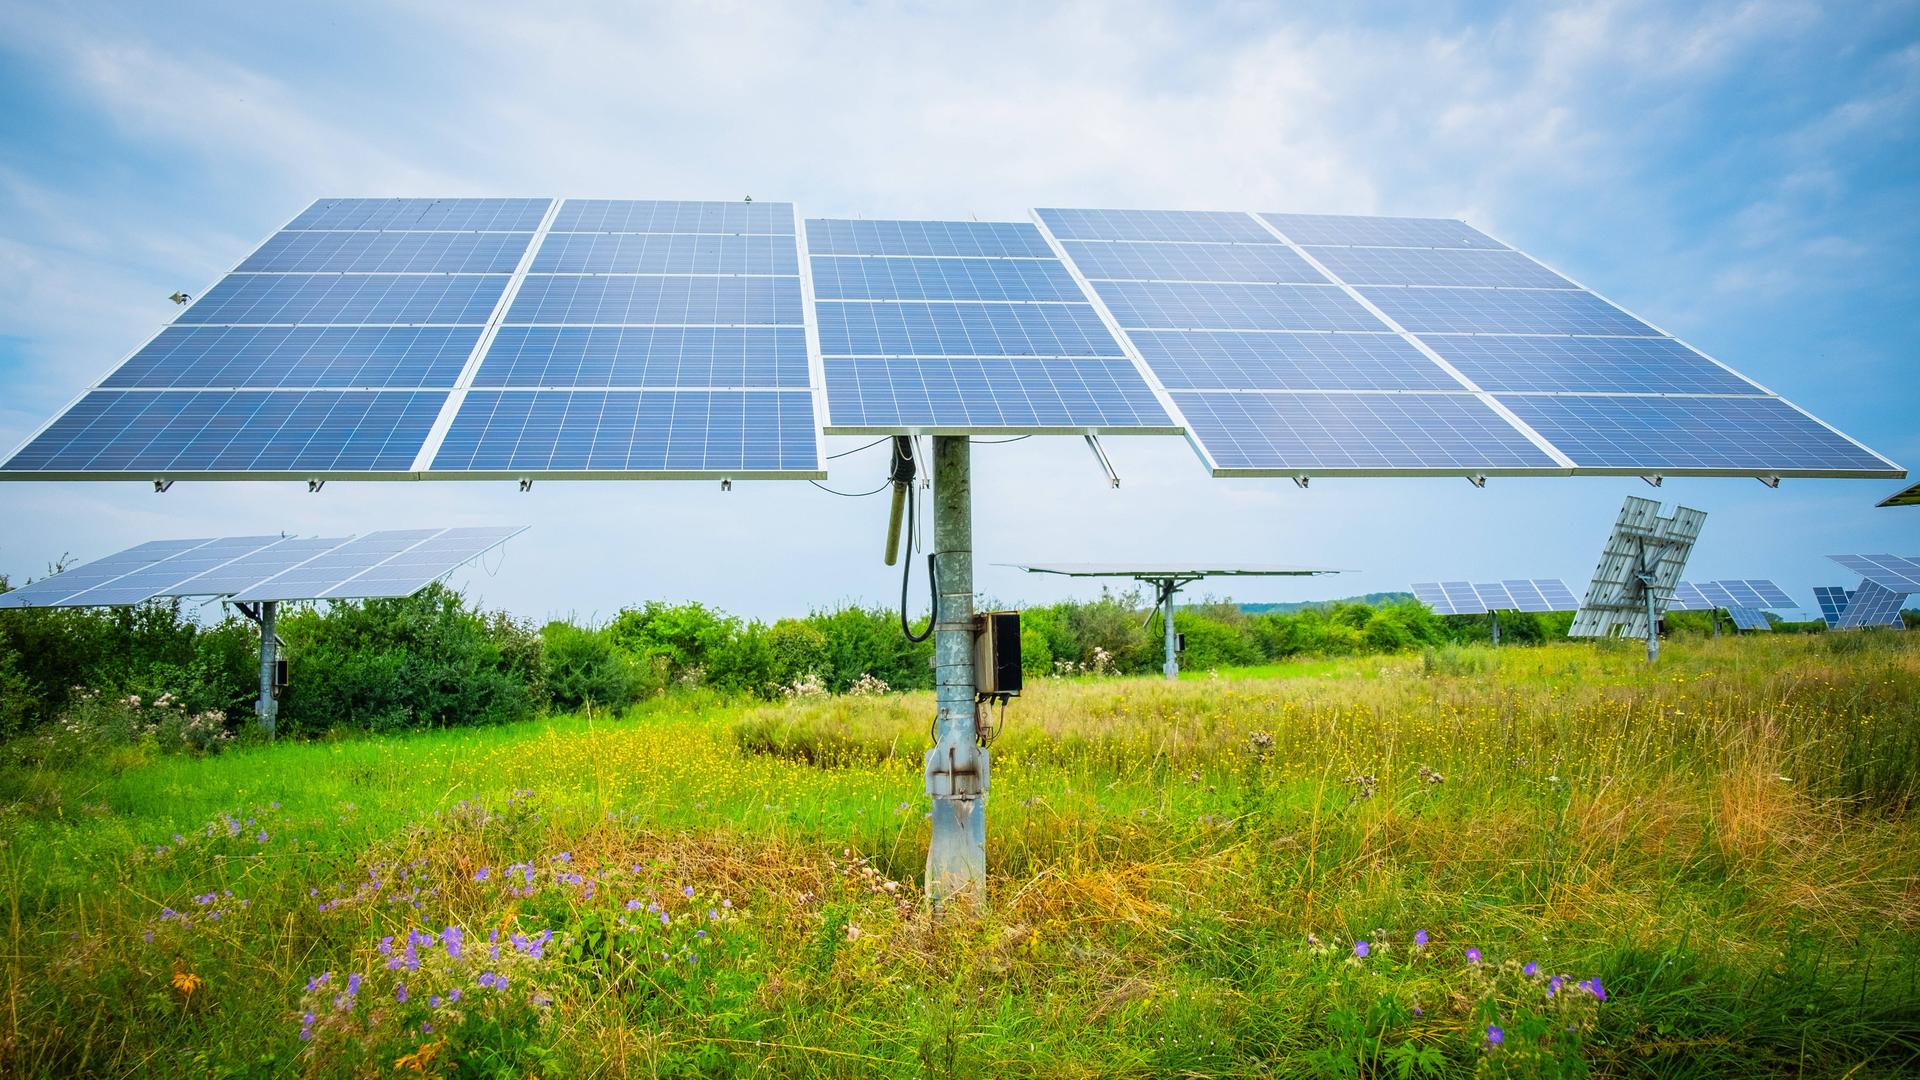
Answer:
[923, 436, 986, 909]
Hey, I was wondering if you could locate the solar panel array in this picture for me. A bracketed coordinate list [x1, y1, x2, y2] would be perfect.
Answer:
[1725, 606, 1773, 631]
[1569, 496, 1706, 638]
[0, 527, 523, 608]
[806, 219, 1173, 433]
[1036, 207, 1897, 479]
[0, 200, 1901, 483]
[1881, 482, 1920, 508]
[1826, 554, 1920, 593]
[1410, 578, 1579, 615]
[1836, 579, 1911, 629]
[1667, 579, 1796, 612]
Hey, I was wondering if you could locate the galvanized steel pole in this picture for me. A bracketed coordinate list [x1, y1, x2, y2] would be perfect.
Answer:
[256, 600, 279, 738]
[1161, 580, 1178, 680]
[924, 436, 986, 908]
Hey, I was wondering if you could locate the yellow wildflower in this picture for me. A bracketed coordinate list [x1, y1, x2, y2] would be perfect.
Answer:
[171, 971, 205, 997]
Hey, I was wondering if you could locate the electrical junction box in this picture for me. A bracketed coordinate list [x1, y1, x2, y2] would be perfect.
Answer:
[973, 610, 1022, 697]
[1176, 632, 1185, 654]
[274, 658, 289, 693]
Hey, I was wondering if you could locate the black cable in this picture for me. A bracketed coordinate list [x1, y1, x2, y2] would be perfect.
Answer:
[900, 474, 935, 642]
[827, 437, 891, 460]
[969, 435, 1032, 445]
[808, 479, 891, 497]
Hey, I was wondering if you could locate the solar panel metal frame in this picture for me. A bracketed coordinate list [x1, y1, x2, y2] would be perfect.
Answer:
[1569, 496, 1707, 638]
[1880, 481, 1920, 508]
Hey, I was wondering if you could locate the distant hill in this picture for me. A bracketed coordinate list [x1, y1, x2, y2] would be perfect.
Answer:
[1239, 592, 1414, 614]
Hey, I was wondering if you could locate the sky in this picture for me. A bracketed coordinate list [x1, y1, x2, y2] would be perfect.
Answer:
[0, 0, 1915, 624]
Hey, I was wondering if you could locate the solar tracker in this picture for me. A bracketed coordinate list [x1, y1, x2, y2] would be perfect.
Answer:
[807, 218, 1174, 434]
[427, 199, 823, 477]
[1813, 586, 1854, 628]
[1411, 578, 1578, 615]
[1836, 579, 1911, 630]
[0, 528, 525, 608]
[1726, 607, 1773, 631]
[1881, 482, 1920, 508]
[1825, 554, 1920, 593]
[1037, 207, 1898, 479]
[1671, 579, 1795, 611]
[1570, 496, 1706, 644]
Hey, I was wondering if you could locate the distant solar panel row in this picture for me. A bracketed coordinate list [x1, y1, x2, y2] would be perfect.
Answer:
[1726, 607, 1773, 631]
[807, 218, 1172, 433]
[0, 527, 522, 608]
[1826, 553, 1920, 592]
[1411, 578, 1579, 615]
[1668, 579, 1795, 611]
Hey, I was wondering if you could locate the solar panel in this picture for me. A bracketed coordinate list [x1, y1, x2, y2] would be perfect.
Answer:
[1570, 496, 1706, 639]
[1170, 391, 1559, 472]
[1410, 578, 1577, 615]
[0, 539, 215, 609]
[1836, 579, 1910, 630]
[228, 527, 524, 602]
[2, 197, 539, 480]
[1825, 554, 1920, 593]
[1880, 482, 1920, 508]
[55, 535, 285, 607]
[807, 218, 1174, 434]
[1813, 586, 1853, 628]
[1038, 207, 1897, 479]
[1, 528, 526, 609]
[1726, 606, 1773, 631]
[430, 199, 823, 477]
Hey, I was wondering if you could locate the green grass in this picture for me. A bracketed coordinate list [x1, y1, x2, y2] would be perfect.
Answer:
[4, 634, 1920, 1077]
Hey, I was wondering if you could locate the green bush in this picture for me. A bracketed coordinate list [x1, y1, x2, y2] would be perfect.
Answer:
[540, 621, 653, 711]
[278, 584, 541, 734]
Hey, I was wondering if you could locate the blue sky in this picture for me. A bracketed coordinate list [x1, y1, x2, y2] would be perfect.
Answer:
[0, 0, 1915, 622]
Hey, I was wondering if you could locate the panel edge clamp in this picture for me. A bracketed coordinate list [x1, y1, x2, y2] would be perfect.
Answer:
[1467, 474, 1488, 489]
[1641, 475, 1664, 488]
[720, 477, 733, 492]
[307, 479, 326, 493]
[1756, 474, 1781, 489]
[152, 479, 173, 494]
[1292, 476, 1310, 489]
[518, 477, 533, 492]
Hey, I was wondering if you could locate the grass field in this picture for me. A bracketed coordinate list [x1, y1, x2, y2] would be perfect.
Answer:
[4, 633, 1919, 1077]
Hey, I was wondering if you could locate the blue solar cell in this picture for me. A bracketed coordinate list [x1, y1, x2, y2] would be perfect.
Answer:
[531, 233, 799, 275]
[1537, 580, 1580, 610]
[1360, 286, 1660, 336]
[431, 390, 817, 473]
[823, 358, 1169, 429]
[816, 302, 1124, 358]
[1441, 581, 1483, 612]
[103, 326, 480, 389]
[1744, 580, 1795, 608]
[1169, 391, 1562, 472]
[1814, 586, 1852, 627]
[472, 326, 809, 388]
[311, 527, 525, 598]
[1260, 213, 1505, 249]
[1410, 582, 1454, 613]
[1036, 208, 1275, 244]
[1059, 241, 1326, 284]
[1668, 582, 1712, 611]
[1726, 606, 1772, 631]
[1418, 335, 1761, 394]
[238, 231, 533, 274]
[1307, 246, 1572, 288]
[1, 390, 442, 473]
[1129, 330, 1458, 391]
[177, 274, 507, 326]
[550, 200, 794, 235]
[504, 275, 802, 325]
[810, 256, 1086, 302]
[1091, 281, 1386, 332]
[287, 198, 551, 232]
[1496, 394, 1893, 472]
[230, 529, 443, 601]
[1473, 582, 1516, 610]
[59, 535, 285, 606]
[805, 219, 1053, 258]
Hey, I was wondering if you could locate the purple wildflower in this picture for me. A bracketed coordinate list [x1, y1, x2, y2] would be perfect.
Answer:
[1414, 929, 1427, 947]
[683, 884, 695, 898]
[448, 988, 462, 1003]
[306, 972, 331, 991]
[474, 867, 491, 883]
[256, 831, 268, 843]
[1354, 940, 1370, 959]
[378, 936, 394, 955]
[1466, 947, 1482, 965]
[429, 994, 442, 1008]
[627, 899, 643, 912]
[395, 983, 408, 1003]
[1487, 1025, 1504, 1046]
[1583, 977, 1607, 1002]
[1523, 962, 1539, 977]
[346, 972, 361, 998]
[442, 926, 464, 959]
[1549, 976, 1564, 997]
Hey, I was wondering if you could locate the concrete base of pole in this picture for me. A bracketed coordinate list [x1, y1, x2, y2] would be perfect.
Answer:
[924, 435, 987, 911]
